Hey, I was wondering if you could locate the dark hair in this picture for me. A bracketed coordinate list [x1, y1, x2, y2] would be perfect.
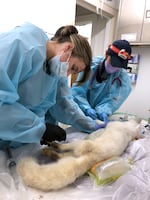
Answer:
[51, 25, 92, 84]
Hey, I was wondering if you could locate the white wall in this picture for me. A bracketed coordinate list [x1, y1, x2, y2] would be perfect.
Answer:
[0, 0, 76, 34]
[76, 0, 118, 56]
[82, 0, 119, 15]
[118, 46, 150, 119]
[91, 15, 107, 56]
[91, 16, 117, 56]
[76, 13, 116, 57]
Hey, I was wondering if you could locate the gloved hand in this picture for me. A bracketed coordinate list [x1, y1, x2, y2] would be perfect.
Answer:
[94, 121, 107, 130]
[85, 108, 97, 120]
[98, 112, 108, 123]
[40, 123, 66, 145]
[94, 112, 108, 130]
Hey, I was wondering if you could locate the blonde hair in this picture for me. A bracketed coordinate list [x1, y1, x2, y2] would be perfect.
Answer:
[51, 25, 92, 84]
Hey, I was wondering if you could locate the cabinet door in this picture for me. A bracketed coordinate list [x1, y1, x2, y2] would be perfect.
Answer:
[117, 0, 145, 43]
[141, 0, 150, 42]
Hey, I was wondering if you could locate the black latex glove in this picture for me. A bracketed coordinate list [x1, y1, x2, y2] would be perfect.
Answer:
[40, 123, 66, 145]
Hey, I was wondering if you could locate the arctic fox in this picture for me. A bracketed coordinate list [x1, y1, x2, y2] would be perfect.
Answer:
[17, 119, 143, 191]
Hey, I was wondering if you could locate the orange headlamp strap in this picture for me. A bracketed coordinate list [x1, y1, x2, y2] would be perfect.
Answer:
[109, 45, 131, 60]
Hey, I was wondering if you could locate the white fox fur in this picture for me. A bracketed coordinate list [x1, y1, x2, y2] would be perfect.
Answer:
[17, 119, 143, 191]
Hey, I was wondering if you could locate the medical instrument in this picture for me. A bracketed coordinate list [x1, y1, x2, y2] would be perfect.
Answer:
[5, 146, 16, 168]
[112, 77, 122, 86]
[145, 124, 150, 130]
[4, 146, 19, 189]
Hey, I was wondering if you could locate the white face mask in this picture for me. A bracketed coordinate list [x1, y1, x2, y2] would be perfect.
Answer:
[47, 55, 69, 77]
[59, 60, 69, 77]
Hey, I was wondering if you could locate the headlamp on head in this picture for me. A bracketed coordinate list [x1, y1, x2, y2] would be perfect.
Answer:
[109, 45, 131, 60]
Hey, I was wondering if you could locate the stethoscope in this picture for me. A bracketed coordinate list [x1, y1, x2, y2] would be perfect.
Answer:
[88, 61, 122, 90]
[112, 77, 122, 86]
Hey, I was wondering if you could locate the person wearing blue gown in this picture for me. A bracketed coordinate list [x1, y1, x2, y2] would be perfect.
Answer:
[0, 23, 101, 148]
[71, 40, 132, 129]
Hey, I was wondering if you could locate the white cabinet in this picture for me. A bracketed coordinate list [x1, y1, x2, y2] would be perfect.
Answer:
[117, 0, 150, 44]
[141, 0, 150, 42]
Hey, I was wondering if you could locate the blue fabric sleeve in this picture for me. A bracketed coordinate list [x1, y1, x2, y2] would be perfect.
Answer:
[0, 22, 49, 144]
[0, 102, 45, 143]
[71, 56, 104, 113]
[71, 56, 131, 118]
[48, 77, 97, 133]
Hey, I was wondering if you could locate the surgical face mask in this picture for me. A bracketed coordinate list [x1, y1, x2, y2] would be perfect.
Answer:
[105, 60, 120, 74]
[47, 55, 69, 77]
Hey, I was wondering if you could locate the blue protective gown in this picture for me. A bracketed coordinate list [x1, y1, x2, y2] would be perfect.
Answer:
[0, 22, 97, 148]
[47, 77, 98, 133]
[72, 56, 132, 117]
[0, 22, 59, 147]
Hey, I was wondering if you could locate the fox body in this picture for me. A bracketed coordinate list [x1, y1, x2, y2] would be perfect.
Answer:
[17, 119, 142, 191]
